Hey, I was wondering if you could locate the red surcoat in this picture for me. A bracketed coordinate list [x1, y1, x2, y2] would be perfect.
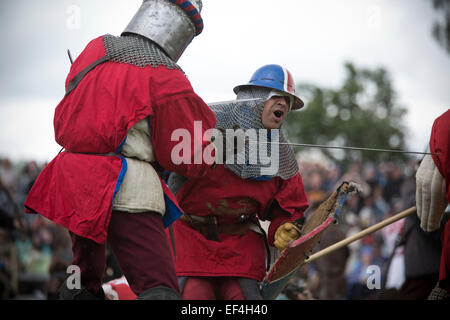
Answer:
[24, 35, 216, 244]
[171, 165, 309, 281]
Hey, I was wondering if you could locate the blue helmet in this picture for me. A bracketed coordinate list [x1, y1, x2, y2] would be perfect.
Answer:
[233, 64, 304, 110]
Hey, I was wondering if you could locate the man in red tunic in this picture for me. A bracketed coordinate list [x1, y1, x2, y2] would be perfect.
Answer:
[24, 0, 217, 300]
[168, 64, 310, 299]
[416, 109, 450, 299]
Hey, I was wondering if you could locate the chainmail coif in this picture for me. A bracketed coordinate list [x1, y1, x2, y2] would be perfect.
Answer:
[209, 87, 299, 180]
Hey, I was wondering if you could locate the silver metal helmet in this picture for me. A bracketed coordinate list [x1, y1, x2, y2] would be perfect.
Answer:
[122, 0, 203, 62]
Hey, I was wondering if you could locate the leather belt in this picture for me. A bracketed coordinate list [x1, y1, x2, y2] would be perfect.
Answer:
[180, 213, 256, 241]
[181, 213, 272, 272]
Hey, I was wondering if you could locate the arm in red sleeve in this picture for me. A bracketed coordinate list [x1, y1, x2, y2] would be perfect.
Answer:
[430, 109, 450, 203]
[266, 173, 309, 246]
[150, 90, 217, 179]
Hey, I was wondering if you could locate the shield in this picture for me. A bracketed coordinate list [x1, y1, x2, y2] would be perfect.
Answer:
[261, 181, 358, 300]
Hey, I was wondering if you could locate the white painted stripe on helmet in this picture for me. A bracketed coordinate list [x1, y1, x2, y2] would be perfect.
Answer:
[282, 66, 289, 92]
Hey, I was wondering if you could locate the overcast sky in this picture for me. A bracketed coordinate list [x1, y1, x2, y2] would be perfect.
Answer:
[0, 0, 449, 163]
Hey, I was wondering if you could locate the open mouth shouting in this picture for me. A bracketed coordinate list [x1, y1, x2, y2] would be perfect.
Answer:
[273, 109, 285, 120]
[261, 96, 290, 129]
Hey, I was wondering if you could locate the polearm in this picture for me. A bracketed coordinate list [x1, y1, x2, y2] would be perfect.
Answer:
[303, 206, 417, 265]
[258, 141, 438, 156]
[67, 49, 74, 64]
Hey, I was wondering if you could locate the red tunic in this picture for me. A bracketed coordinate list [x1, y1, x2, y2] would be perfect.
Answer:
[429, 109, 450, 286]
[171, 165, 309, 281]
[24, 35, 216, 244]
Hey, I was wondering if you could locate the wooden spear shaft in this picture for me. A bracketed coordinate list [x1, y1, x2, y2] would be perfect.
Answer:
[304, 206, 417, 265]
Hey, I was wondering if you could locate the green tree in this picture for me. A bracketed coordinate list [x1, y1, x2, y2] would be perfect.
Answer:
[429, 0, 450, 54]
[285, 62, 408, 169]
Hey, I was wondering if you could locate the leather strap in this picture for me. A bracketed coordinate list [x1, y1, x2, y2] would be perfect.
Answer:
[65, 55, 110, 96]
[180, 214, 255, 241]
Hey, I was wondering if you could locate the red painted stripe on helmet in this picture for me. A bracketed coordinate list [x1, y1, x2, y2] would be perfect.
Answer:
[285, 68, 295, 94]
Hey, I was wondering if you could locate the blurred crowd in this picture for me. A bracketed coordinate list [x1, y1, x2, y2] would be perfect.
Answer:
[0, 158, 72, 299]
[0, 156, 446, 300]
[0, 157, 122, 299]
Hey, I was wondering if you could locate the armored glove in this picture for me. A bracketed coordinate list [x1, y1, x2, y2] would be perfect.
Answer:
[274, 222, 302, 252]
[416, 149, 447, 232]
